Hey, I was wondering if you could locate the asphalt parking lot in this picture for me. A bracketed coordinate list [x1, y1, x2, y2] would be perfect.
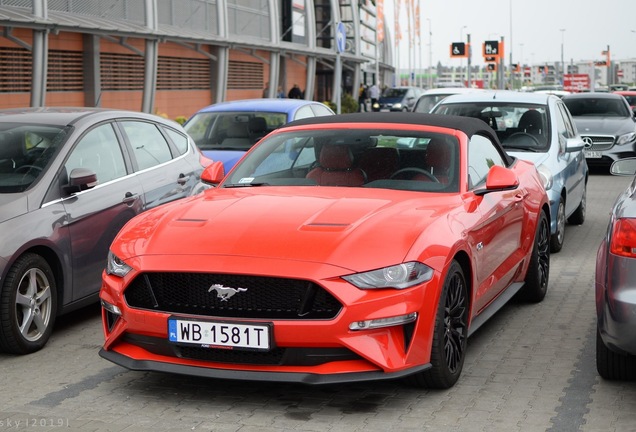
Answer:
[1, 169, 635, 432]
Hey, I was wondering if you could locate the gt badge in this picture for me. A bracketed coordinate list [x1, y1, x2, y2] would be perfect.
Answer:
[208, 284, 248, 301]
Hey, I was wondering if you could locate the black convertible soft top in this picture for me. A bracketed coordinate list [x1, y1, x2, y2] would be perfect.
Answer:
[283, 111, 513, 165]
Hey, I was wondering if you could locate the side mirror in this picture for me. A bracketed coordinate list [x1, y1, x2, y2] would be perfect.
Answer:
[64, 168, 98, 193]
[610, 157, 636, 176]
[201, 161, 225, 185]
[475, 165, 519, 196]
[565, 137, 585, 153]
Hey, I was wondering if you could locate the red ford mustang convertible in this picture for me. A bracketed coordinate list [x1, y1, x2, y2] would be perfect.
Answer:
[99, 113, 550, 389]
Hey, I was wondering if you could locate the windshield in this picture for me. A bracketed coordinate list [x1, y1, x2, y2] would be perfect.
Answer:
[433, 102, 550, 152]
[382, 88, 408, 98]
[0, 123, 68, 193]
[184, 111, 287, 151]
[413, 94, 452, 113]
[563, 97, 631, 117]
[224, 128, 460, 193]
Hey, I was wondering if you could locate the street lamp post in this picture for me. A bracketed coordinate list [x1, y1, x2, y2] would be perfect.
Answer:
[560, 29, 566, 85]
[427, 18, 432, 89]
[460, 25, 467, 86]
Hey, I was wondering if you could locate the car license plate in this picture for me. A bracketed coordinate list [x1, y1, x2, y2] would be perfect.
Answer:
[584, 150, 602, 158]
[168, 318, 271, 350]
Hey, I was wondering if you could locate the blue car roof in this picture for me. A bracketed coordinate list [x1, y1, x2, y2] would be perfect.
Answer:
[193, 98, 323, 114]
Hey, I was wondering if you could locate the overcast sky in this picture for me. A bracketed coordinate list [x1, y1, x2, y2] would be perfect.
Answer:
[382, 0, 636, 69]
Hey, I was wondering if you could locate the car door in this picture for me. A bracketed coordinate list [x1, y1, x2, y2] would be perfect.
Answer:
[59, 122, 145, 302]
[117, 120, 199, 209]
[556, 101, 586, 216]
[467, 134, 526, 312]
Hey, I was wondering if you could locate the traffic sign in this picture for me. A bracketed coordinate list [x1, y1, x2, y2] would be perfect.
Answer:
[450, 42, 467, 58]
[484, 56, 497, 63]
[335, 22, 346, 53]
[483, 40, 500, 58]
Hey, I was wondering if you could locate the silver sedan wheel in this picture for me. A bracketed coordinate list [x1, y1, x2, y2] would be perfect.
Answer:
[550, 199, 565, 253]
[16, 267, 54, 342]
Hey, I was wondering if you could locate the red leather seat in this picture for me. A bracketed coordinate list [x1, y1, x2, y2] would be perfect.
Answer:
[306, 145, 366, 186]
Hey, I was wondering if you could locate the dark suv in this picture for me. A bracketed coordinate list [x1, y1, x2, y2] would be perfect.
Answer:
[562, 92, 636, 168]
[373, 86, 423, 112]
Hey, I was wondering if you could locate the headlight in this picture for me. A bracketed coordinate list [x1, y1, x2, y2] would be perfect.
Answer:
[342, 262, 434, 289]
[617, 132, 636, 146]
[106, 250, 133, 277]
[372, 102, 380, 109]
[537, 164, 553, 190]
[393, 103, 403, 109]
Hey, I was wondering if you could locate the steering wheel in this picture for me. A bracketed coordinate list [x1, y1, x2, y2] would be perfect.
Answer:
[15, 165, 43, 174]
[390, 167, 439, 182]
[506, 132, 541, 147]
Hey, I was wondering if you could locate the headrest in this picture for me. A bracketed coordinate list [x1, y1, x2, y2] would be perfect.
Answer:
[227, 122, 249, 138]
[319, 145, 354, 170]
[518, 110, 543, 133]
[0, 132, 24, 160]
[426, 140, 451, 167]
[249, 117, 267, 134]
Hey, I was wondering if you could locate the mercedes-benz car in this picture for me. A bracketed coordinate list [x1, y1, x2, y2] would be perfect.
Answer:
[562, 92, 636, 169]
[99, 112, 550, 389]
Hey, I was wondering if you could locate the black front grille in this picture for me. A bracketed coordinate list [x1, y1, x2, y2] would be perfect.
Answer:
[124, 273, 342, 319]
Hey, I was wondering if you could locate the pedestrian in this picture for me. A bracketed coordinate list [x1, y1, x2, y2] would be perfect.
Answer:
[288, 84, 302, 99]
[276, 85, 285, 98]
[262, 82, 269, 98]
[358, 84, 368, 112]
[369, 83, 380, 111]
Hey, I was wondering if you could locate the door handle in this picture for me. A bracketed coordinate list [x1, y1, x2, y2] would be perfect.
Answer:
[122, 191, 139, 204]
[177, 174, 190, 185]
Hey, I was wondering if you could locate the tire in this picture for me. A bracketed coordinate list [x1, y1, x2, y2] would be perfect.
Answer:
[550, 197, 565, 253]
[596, 327, 636, 380]
[0, 253, 57, 355]
[567, 185, 586, 225]
[407, 260, 468, 389]
[518, 210, 550, 303]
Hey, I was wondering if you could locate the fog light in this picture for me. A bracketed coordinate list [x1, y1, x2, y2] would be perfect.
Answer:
[349, 312, 417, 330]
[101, 299, 122, 316]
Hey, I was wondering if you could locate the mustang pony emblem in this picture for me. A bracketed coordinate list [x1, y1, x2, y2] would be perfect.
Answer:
[208, 284, 248, 301]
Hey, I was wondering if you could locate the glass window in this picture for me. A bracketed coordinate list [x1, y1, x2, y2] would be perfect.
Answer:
[120, 121, 172, 171]
[468, 134, 506, 189]
[433, 102, 549, 151]
[225, 129, 459, 192]
[294, 105, 315, 120]
[311, 104, 334, 117]
[164, 127, 189, 155]
[64, 123, 126, 184]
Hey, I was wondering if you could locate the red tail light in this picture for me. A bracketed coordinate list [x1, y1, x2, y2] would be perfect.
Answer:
[610, 218, 636, 258]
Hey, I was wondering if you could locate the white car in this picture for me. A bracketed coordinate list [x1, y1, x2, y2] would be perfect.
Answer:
[431, 91, 588, 253]
[413, 87, 484, 113]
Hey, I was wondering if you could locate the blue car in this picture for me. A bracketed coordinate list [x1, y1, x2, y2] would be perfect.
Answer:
[432, 91, 588, 252]
[184, 99, 334, 173]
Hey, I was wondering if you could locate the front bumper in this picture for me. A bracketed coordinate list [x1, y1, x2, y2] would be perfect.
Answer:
[99, 348, 430, 385]
[99, 254, 443, 382]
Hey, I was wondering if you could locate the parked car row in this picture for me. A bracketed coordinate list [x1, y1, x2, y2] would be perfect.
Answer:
[2, 93, 635, 388]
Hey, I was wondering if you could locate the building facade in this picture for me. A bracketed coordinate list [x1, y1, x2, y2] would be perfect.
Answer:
[0, 0, 394, 119]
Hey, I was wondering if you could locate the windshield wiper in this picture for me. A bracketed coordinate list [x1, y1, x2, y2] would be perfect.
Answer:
[503, 145, 537, 152]
[223, 182, 269, 188]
